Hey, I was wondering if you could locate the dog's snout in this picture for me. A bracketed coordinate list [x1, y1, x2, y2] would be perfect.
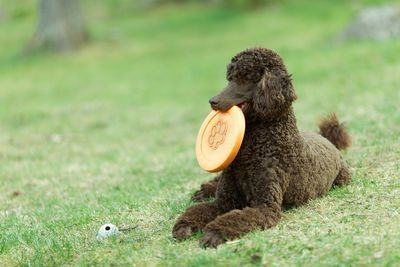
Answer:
[209, 98, 219, 108]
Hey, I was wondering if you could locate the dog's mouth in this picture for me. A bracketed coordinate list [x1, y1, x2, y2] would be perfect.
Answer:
[237, 102, 248, 112]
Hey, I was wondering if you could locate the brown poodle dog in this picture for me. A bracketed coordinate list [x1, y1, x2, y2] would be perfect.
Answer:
[172, 48, 351, 248]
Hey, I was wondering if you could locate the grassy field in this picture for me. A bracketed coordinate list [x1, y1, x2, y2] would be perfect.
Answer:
[1, 0, 400, 266]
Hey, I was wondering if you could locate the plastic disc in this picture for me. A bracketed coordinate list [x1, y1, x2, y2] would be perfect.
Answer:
[196, 106, 245, 172]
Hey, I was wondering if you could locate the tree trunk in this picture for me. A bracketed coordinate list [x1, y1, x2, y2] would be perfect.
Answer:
[27, 0, 88, 52]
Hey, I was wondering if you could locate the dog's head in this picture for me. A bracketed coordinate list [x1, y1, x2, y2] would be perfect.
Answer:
[209, 48, 297, 120]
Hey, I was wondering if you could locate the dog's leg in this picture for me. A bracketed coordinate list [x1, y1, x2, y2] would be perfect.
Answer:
[200, 203, 281, 248]
[172, 201, 225, 240]
[173, 173, 241, 241]
[191, 175, 220, 202]
[333, 159, 351, 186]
[200, 166, 287, 248]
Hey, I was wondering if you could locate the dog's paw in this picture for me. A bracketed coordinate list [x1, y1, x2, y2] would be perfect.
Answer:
[191, 189, 211, 202]
[172, 221, 197, 240]
[200, 230, 226, 248]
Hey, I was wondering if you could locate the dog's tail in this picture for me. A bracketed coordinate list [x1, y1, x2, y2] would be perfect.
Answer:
[318, 113, 351, 150]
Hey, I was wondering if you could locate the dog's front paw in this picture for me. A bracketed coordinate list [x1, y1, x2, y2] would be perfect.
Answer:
[191, 189, 211, 202]
[172, 221, 197, 241]
[200, 230, 226, 248]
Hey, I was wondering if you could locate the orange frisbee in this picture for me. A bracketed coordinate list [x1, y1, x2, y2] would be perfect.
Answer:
[196, 106, 245, 172]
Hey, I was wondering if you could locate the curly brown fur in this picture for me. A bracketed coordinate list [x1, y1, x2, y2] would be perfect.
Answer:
[227, 48, 290, 84]
[172, 47, 352, 248]
[319, 113, 351, 150]
[191, 175, 219, 202]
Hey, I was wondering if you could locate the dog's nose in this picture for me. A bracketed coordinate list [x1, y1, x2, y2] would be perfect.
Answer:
[209, 98, 219, 106]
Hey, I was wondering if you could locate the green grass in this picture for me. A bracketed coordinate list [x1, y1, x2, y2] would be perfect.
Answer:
[1, 0, 400, 266]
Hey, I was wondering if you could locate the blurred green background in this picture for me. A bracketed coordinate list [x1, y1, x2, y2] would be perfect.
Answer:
[1, 0, 399, 266]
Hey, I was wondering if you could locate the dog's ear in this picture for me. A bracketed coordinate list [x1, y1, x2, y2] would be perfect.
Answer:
[253, 71, 296, 118]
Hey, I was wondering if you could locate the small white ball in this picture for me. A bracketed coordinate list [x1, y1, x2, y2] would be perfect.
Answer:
[96, 223, 119, 240]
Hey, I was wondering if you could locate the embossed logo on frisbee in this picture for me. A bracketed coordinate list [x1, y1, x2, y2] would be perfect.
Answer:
[208, 120, 228, 150]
